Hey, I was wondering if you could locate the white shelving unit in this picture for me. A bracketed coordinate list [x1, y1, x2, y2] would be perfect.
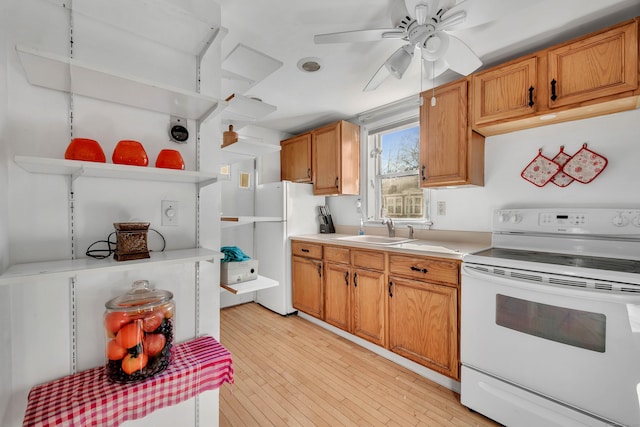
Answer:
[220, 135, 280, 164]
[14, 155, 218, 186]
[220, 216, 282, 228]
[16, 44, 225, 121]
[0, 248, 221, 286]
[45, 0, 222, 56]
[220, 275, 278, 295]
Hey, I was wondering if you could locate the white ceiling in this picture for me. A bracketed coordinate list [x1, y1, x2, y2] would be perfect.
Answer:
[218, 0, 640, 135]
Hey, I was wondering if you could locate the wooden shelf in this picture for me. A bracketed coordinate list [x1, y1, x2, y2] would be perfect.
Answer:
[220, 275, 279, 294]
[14, 155, 218, 186]
[220, 136, 280, 164]
[16, 44, 224, 121]
[0, 248, 222, 286]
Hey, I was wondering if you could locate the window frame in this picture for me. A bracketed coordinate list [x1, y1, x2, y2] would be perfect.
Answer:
[358, 98, 432, 226]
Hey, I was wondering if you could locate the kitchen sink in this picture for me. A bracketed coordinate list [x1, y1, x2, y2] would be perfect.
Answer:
[389, 242, 461, 254]
[333, 235, 415, 245]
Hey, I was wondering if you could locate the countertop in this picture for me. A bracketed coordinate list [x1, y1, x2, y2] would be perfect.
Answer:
[290, 233, 491, 261]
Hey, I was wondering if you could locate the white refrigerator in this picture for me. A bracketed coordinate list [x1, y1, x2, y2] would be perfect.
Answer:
[253, 181, 325, 315]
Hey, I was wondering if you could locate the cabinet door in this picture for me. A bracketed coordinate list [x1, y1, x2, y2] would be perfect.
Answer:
[324, 262, 351, 331]
[292, 255, 323, 319]
[388, 275, 459, 380]
[472, 57, 538, 126]
[281, 133, 312, 182]
[547, 20, 638, 109]
[352, 268, 387, 347]
[419, 79, 483, 187]
[312, 121, 360, 195]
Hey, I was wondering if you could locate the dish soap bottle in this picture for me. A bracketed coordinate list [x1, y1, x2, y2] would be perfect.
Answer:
[359, 218, 365, 235]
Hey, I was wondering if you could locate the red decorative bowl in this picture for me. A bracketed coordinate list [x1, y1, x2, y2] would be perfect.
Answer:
[64, 138, 106, 162]
[155, 149, 185, 170]
[112, 140, 148, 167]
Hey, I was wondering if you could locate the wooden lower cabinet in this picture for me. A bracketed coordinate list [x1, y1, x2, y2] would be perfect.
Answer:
[292, 240, 460, 380]
[388, 275, 459, 380]
[292, 255, 323, 319]
[351, 267, 387, 347]
[323, 247, 387, 347]
[324, 261, 351, 330]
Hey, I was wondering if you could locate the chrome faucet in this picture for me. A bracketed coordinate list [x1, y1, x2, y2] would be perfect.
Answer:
[407, 224, 414, 239]
[382, 217, 395, 237]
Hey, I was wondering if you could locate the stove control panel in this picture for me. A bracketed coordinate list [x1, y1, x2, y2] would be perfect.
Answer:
[494, 209, 640, 235]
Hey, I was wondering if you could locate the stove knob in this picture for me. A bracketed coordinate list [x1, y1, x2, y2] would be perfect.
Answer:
[632, 215, 640, 228]
[509, 214, 521, 224]
[612, 214, 629, 227]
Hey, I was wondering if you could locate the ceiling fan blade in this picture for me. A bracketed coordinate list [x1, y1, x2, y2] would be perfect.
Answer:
[363, 61, 392, 92]
[389, 0, 410, 27]
[441, 0, 532, 30]
[314, 29, 404, 44]
[422, 58, 449, 79]
[442, 34, 482, 75]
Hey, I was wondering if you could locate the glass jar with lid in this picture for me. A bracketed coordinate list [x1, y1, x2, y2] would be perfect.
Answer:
[104, 280, 174, 383]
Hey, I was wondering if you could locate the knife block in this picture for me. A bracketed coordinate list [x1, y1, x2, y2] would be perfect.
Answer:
[319, 215, 335, 234]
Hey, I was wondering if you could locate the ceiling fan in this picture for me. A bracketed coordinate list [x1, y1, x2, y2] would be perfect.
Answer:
[314, 0, 521, 91]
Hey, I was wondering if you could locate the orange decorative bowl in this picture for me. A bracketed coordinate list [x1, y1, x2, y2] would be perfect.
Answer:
[112, 140, 148, 167]
[155, 149, 185, 170]
[64, 138, 106, 162]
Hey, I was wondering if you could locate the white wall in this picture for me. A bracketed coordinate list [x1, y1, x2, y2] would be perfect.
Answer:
[1, 1, 222, 426]
[328, 108, 640, 232]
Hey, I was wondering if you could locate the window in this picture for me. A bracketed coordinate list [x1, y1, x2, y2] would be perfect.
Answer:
[364, 117, 430, 222]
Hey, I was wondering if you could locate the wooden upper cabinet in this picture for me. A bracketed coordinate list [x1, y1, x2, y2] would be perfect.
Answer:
[547, 20, 638, 109]
[280, 132, 312, 183]
[472, 56, 538, 126]
[312, 120, 360, 195]
[419, 78, 485, 187]
[472, 17, 639, 135]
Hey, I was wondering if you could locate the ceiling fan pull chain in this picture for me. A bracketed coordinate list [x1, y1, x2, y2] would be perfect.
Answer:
[431, 61, 436, 107]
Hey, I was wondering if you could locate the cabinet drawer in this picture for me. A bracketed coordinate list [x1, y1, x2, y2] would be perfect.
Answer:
[351, 250, 385, 271]
[292, 241, 323, 259]
[388, 254, 459, 285]
[324, 245, 350, 264]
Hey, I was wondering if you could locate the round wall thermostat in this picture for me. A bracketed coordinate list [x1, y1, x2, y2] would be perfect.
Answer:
[169, 117, 189, 143]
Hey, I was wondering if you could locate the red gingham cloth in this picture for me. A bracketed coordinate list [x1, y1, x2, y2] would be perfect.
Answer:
[23, 335, 233, 427]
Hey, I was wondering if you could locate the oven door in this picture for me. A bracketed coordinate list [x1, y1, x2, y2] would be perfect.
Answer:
[461, 263, 640, 426]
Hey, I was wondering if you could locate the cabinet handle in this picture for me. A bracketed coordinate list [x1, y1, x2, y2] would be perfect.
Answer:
[353, 272, 358, 287]
[410, 266, 428, 274]
[335, 176, 339, 188]
[317, 263, 322, 277]
[421, 165, 426, 181]
[344, 271, 349, 287]
[550, 79, 558, 101]
[301, 248, 309, 253]
[528, 86, 534, 107]
[388, 280, 393, 298]
[307, 168, 311, 178]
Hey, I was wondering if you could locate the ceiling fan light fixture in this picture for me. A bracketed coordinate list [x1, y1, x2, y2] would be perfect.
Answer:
[384, 45, 414, 79]
[421, 32, 450, 61]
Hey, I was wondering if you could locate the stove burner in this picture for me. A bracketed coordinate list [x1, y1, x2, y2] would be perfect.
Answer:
[473, 248, 640, 275]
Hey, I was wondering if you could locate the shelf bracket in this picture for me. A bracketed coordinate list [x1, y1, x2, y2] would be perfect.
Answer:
[71, 165, 85, 182]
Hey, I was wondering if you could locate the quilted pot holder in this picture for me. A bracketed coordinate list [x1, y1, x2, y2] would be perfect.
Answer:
[550, 146, 574, 187]
[521, 149, 560, 187]
[562, 143, 608, 184]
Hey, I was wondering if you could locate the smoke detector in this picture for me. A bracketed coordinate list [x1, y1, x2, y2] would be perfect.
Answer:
[297, 57, 322, 73]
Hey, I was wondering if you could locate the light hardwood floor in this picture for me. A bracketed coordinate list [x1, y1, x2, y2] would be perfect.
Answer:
[219, 303, 501, 427]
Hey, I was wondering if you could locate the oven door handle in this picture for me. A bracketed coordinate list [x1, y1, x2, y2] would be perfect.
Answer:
[462, 264, 640, 304]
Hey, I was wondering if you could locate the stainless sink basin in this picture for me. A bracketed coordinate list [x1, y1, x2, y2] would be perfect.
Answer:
[333, 235, 415, 245]
[389, 242, 461, 254]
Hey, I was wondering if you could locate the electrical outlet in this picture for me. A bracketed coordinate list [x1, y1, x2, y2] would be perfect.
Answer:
[437, 201, 446, 216]
[162, 200, 179, 226]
